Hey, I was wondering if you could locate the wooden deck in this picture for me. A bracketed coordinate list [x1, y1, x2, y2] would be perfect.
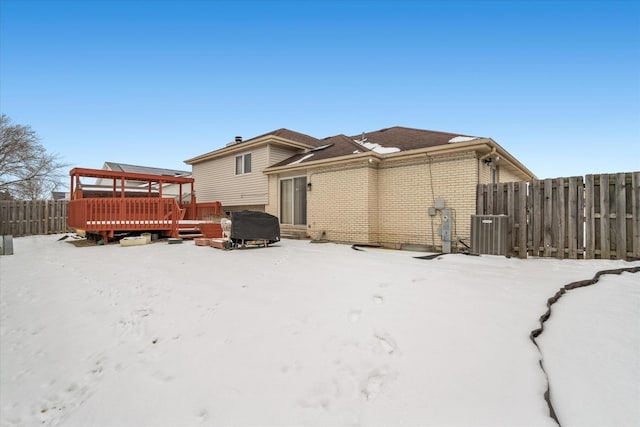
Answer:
[67, 167, 222, 242]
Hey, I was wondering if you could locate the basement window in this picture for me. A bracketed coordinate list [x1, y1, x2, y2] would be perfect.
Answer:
[235, 153, 252, 175]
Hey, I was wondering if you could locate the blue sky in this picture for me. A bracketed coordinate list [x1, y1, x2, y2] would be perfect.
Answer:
[1, 0, 639, 183]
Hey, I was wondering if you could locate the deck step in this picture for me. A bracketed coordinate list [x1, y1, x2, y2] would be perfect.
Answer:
[178, 233, 204, 239]
[178, 228, 200, 233]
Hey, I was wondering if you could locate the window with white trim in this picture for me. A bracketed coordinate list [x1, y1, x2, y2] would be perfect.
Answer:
[235, 153, 252, 175]
[280, 176, 307, 225]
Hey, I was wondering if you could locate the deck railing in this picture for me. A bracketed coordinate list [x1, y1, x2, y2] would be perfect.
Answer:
[183, 201, 222, 221]
[196, 201, 223, 220]
[68, 198, 223, 240]
[68, 198, 180, 235]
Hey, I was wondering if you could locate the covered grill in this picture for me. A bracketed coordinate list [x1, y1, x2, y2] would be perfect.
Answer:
[230, 211, 280, 247]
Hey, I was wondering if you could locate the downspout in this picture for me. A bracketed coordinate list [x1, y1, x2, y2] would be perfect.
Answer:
[478, 146, 497, 184]
[479, 146, 497, 163]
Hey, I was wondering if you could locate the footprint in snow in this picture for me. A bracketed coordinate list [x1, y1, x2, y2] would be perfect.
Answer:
[348, 310, 361, 322]
[374, 332, 398, 355]
[361, 371, 386, 401]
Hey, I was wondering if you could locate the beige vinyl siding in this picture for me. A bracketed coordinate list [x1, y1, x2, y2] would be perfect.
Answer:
[193, 146, 270, 206]
[268, 144, 301, 167]
[193, 143, 302, 206]
[266, 175, 280, 218]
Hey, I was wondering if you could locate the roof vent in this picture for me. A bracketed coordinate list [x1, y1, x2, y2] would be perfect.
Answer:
[235, 136, 243, 143]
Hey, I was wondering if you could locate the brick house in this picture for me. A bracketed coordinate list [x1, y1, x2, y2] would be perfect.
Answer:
[184, 126, 535, 250]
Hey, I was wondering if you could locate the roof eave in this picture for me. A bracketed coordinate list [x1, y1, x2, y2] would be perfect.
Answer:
[486, 139, 537, 180]
[264, 151, 382, 174]
[264, 139, 493, 173]
[263, 138, 536, 180]
[184, 136, 315, 165]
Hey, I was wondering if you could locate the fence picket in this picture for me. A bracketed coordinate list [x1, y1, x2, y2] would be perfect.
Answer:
[531, 180, 542, 256]
[577, 176, 585, 257]
[486, 184, 494, 215]
[518, 181, 528, 259]
[585, 175, 595, 258]
[600, 174, 611, 259]
[555, 178, 565, 259]
[476, 184, 484, 215]
[567, 177, 578, 259]
[543, 179, 553, 257]
[507, 182, 516, 256]
[616, 173, 627, 259]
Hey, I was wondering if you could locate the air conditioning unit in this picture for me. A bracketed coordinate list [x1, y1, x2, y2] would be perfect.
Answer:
[471, 215, 510, 256]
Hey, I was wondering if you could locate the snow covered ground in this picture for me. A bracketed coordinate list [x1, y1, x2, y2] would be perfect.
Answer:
[0, 234, 638, 427]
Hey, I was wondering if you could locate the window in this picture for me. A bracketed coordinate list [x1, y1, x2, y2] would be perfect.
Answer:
[235, 153, 252, 175]
[280, 176, 307, 225]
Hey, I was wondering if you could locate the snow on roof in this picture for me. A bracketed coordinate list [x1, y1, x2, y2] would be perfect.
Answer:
[354, 139, 400, 154]
[288, 153, 314, 165]
[448, 136, 479, 143]
[311, 143, 334, 152]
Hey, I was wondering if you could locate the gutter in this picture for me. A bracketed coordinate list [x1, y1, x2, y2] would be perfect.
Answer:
[263, 137, 535, 182]
[479, 146, 497, 162]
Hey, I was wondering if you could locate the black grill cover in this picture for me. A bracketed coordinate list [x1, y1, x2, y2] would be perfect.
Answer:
[230, 211, 280, 243]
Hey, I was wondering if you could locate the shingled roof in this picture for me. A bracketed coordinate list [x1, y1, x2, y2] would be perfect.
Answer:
[268, 126, 483, 168]
[241, 128, 323, 147]
[269, 135, 372, 168]
[351, 126, 480, 152]
[185, 128, 324, 164]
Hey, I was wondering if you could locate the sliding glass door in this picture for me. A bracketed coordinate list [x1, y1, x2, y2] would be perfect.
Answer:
[280, 176, 307, 225]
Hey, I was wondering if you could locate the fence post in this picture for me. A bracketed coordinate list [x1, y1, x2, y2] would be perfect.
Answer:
[518, 181, 528, 258]
[577, 176, 585, 258]
[555, 178, 565, 259]
[476, 184, 484, 215]
[507, 182, 516, 256]
[633, 172, 640, 258]
[600, 174, 611, 259]
[44, 200, 49, 234]
[567, 177, 578, 259]
[585, 175, 595, 259]
[615, 173, 627, 259]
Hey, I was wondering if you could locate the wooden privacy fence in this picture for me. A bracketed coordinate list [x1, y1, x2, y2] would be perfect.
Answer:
[0, 200, 71, 237]
[476, 172, 640, 260]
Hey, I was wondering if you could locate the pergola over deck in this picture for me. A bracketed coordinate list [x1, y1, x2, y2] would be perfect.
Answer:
[69, 167, 196, 202]
[68, 167, 221, 242]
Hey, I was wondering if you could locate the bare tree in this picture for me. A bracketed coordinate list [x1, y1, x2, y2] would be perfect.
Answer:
[0, 114, 69, 200]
